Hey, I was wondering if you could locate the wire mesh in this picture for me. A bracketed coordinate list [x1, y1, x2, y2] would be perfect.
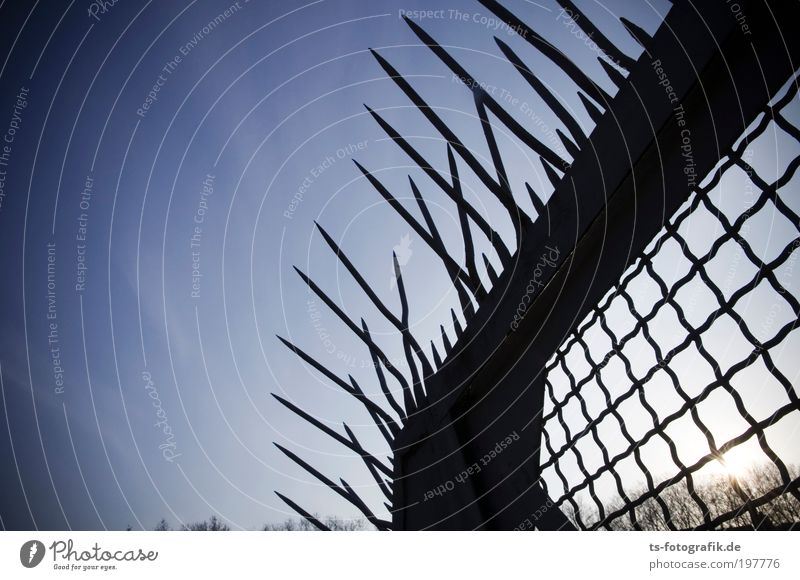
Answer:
[540, 71, 800, 531]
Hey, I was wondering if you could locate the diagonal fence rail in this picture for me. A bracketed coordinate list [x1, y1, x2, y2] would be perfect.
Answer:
[273, 0, 800, 530]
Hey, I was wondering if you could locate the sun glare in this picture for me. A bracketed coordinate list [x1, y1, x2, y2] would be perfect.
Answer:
[711, 448, 759, 480]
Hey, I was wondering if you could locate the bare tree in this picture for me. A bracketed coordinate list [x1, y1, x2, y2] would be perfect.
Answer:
[149, 513, 372, 531]
[180, 515, 231, 531]
[596, 463, 800, 530]
[263, 515, 372, 531]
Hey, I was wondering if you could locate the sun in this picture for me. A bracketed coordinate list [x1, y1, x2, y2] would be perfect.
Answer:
[713, 448, 758, 480]
[700, 445, 761, 483]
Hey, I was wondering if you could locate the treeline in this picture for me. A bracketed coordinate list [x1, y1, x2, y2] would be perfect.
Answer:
[136, 463, 799, 531]
[563, 463, 800, 530]
[140, 514, 373, 531]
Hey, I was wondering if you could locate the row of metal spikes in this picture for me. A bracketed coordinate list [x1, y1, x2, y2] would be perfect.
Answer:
[273, 0, 655, 530]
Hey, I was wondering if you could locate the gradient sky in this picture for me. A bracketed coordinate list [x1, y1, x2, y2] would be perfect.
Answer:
[7, 0, 795, 532]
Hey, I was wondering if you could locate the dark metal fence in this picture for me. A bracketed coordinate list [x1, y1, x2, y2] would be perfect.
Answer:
[274, 0, 800, 530]
[541, 74, 800, 530]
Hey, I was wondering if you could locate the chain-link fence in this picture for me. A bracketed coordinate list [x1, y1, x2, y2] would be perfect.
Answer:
[540, 71, 800, 531]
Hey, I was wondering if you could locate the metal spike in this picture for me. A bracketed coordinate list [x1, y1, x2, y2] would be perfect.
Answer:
[276, 335, 399, 434]
[364, 106, 512, 264]
[431, 340, 442, 368]
[555, 1, 636, 70]
[338, 476, 392, 531]
[342, 423, 389, 466]
[315, 221, 431, 377]
[451, 309, 463, 337]
[447, 145, 484, 286]
[292, 266, 414, 406]
[486, 91, 571, 180]
[556, 128, 580, 160]
[273, 442, 360, 516]
[342, 423, 394, 502]
[315, 222, 400, 328]
[398, 19, 569, 176]
[409, 176, 477, 317]
[370, 47, 563, 214]
[273, 393, 358, 449]
[393, 252, 427, 406]
[361, 319, 406, 420]
[578, 91, 604, 125]
[353, 159, 484, 300]
[348, 375, 399, 443]
[483, 253, 498, 285]
[272, 394, 393, 477]
[409, 176, 444, 246]
[477, 0, 612, 102]
[275, 443, 390, 530]
[620, 17, 651, 50]
[370, 48, 509, 200]
[276, 335, 352, 392]
[440, 325, 452, 353]
[598, 56, 627, 88]
[338, 479, 393, 530]
[540, 157, 562, 189]
[391, 253, 408, 327]
[472, 94, 520, 222]
[364, 459, 394, 503]
[275, 492, 331, 531]
[458, 281, 476, 319]
[343, 423, 395, 477]
[526, 182, 546, 217]
[494, 37, 588, 142]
